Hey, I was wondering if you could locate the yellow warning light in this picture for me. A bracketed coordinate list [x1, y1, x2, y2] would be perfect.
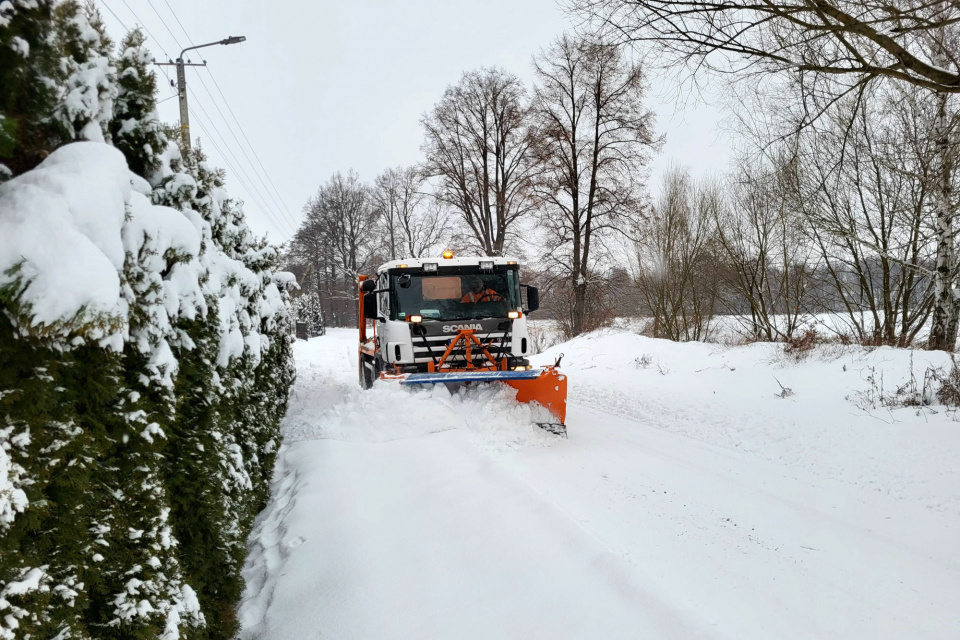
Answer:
[442, 250, 454, 259]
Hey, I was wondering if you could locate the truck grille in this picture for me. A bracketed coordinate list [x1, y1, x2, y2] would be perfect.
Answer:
[410, 331, 513, 365]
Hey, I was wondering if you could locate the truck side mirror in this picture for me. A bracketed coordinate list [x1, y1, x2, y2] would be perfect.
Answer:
[523, 285, 540, 313]
[360, 278, 377, 293]
[363, 292, 378, 319]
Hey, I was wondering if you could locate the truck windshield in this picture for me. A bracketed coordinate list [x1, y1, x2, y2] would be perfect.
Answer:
[391, 268, 521, 321]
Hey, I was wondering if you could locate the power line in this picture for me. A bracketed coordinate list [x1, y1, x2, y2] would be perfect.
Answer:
[202, 67, 300, 227]
[190, 72, 301, 230]
[190, 114, 295, 239]
[104, 0, 299, 239]
[191, 116, 295, 240]
[143, 0, 184, 52]
[99, 0, 129, 31]
[162, 0, 196, 47]
[188, 92, 296, 238]
[136, 0, 186, 93]
[118, 0, 171, 61]
[106, 0, 176, 89]
[187, 87, 295, 234]
[154, 0, 297, 228]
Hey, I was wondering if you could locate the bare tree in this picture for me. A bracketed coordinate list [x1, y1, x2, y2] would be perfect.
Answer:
[577, 0, 960, 348]
[714, 152, 816, 341]
[403, 195, 451, 258]
[293, 171, 377, 326]
[312, 171, 377, 279]
[784, 88, 938, 345]
[371, 166, 450, 259]
[371, 167, 404, 261]
[289, 216, 329, 335]
[574, 1, 960, 94]
[530, 34, 659, 336]
[926, 49, 960, 348]
[421, 68, 538, 256]
[634, 167, 723, 341]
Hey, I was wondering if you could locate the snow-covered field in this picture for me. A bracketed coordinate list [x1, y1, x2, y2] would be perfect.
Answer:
[238, 328, 960, 639]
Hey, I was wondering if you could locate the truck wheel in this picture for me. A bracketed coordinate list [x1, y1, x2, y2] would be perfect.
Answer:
[360, 354, 376, 390]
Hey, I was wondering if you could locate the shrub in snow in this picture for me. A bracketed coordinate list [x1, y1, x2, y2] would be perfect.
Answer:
[0, 0, 72, 177]
[848, 352, 958, 414]
[0, 140, 294, 639]
[53, 0, 117, 143]
[935, 355, 960, 407]
[1, 8, 296, 636]
[150, 140, 296, 638]
[291, 291, 326, 338]
[110, 28, 167, 180]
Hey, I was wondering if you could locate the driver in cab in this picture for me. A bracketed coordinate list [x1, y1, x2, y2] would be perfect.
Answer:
[460, 276, 502, 303]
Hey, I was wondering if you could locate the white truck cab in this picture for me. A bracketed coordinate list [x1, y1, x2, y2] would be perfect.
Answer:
[358, 254, 540, 386]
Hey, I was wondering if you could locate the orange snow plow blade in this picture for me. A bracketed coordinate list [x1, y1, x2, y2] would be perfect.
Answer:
[505, 367, 567, 424]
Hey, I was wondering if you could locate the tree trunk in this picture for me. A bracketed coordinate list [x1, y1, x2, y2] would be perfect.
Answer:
[928, 90, 956, 351]
[572, 275, 587, 336]
[313, 266, 327, 336]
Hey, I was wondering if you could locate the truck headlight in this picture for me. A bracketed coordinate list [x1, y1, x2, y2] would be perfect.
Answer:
[480, 260, 494, 271]
[508, 311, 521, 319]
[423, 262, 438, 272]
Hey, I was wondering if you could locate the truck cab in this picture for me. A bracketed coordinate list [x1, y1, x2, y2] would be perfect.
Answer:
[358, 254, 540, 387]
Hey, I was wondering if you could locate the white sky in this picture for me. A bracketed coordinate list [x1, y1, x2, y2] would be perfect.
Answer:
[99, 0, 733, 243]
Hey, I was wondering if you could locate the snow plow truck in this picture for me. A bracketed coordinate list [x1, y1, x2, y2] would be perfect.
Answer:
[357, 251, 567, 436]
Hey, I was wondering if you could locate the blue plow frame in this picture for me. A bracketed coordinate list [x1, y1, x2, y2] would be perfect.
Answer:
[400, 370, 544, 385]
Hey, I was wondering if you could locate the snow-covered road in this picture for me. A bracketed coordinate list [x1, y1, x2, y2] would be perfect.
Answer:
[239, 329, 960, 639]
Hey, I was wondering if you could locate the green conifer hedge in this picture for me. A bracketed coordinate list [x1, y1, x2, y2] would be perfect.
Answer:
[0, 3, 296, 638]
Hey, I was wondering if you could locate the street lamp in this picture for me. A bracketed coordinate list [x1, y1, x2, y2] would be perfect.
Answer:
[157, 35, 247, 151]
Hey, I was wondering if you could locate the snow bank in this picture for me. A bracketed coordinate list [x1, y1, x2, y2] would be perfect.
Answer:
[533, 329, 960, 517]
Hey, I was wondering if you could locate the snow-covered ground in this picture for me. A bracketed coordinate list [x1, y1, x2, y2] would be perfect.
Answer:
[238, 328, 960, 639]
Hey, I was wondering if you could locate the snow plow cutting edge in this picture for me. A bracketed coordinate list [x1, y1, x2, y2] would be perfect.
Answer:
[394, 364, 567, 430]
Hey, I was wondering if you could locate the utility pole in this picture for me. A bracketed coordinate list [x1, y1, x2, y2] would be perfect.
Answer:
[156, 36, 246, 151]
[175, 58, 190, 148]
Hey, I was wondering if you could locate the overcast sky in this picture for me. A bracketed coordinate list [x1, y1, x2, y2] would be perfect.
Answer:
[99, 0, 733, 243]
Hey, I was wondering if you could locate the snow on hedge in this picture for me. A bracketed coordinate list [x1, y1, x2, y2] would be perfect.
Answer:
[0, 141, 282, 377]
[0, 141, 291, 520]
[0, 143, 130, 336]
[0, 444, 26, 528]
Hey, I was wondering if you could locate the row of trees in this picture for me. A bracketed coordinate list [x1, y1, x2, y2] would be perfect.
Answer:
[286, 169, 449, 333]
[574, 0, 960, 350]
[287, 1, 960, 352]
[286, 34, 660, 337]
[1, 2, 294, 638]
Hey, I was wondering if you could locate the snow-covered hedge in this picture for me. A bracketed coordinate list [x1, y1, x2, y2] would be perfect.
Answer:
[1, 3, 296, 636]
[0, 141, 295, 639]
